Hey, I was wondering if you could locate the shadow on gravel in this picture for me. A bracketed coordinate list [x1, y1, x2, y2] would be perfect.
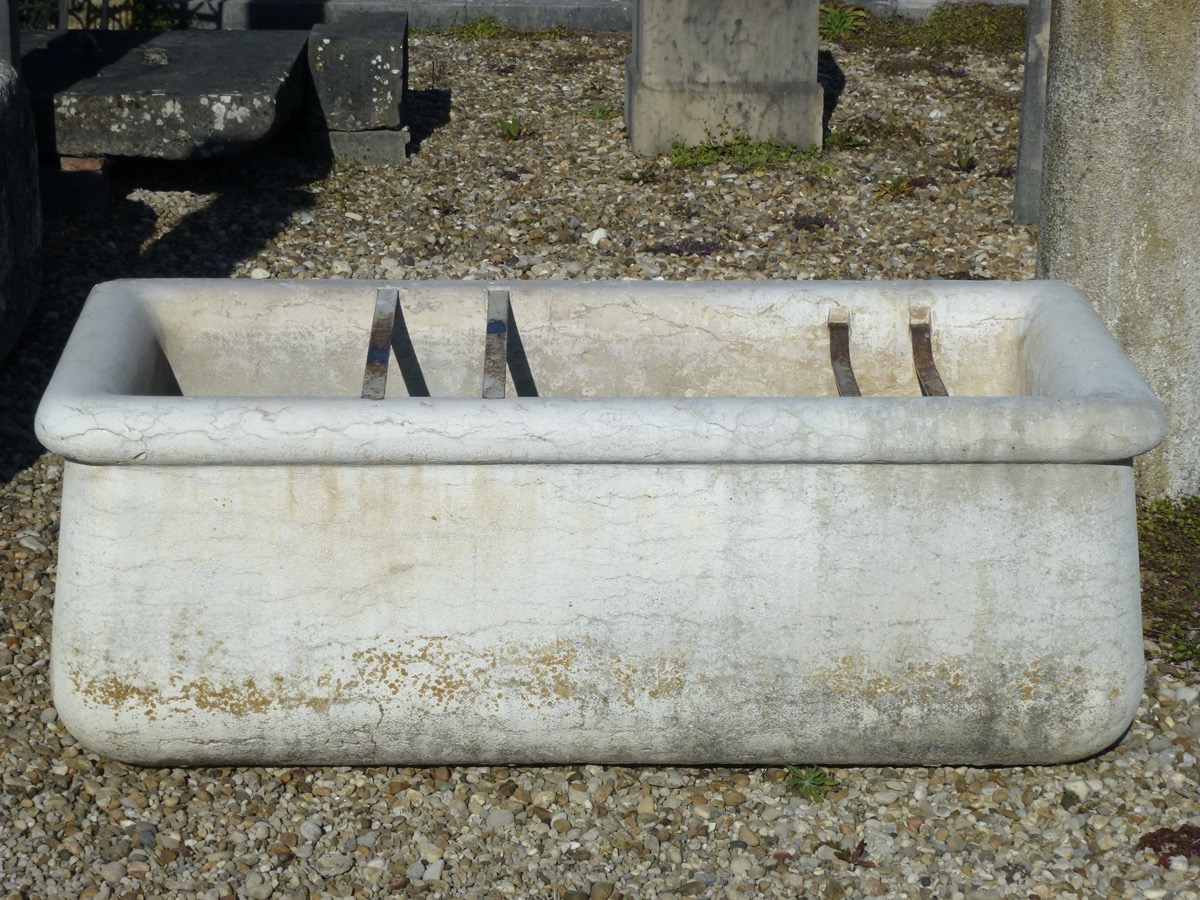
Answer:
[0, 118, 333, 481]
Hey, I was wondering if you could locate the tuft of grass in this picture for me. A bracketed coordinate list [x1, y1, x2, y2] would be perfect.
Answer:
[823, 128, 868, 152]
[585, 102, 619, 121]
[952, 145, 978, 172]
[874, 175, 914, 200]
[497, 117, 525, 140]
[1139, 497, 1200, 666]
[783, 765, 839, 802]
[669, 134, 819, 172]
[447, 16, 511, 38]
[438, 15, 568, 41]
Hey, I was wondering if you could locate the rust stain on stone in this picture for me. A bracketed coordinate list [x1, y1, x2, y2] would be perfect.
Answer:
[71, 637, 694, 719]
[811, 655, 973, 702]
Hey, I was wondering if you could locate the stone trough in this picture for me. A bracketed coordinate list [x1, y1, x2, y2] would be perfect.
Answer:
[35, 278, 1165, 766]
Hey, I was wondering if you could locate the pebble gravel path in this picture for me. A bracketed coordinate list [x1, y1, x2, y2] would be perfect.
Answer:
[2, 26, 1198, 900]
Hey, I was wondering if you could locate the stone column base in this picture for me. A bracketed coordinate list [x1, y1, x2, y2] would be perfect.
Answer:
[625, 57, 823, 157]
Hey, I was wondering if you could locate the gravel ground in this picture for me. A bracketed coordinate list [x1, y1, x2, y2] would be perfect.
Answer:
[2, 27, 1199, 900]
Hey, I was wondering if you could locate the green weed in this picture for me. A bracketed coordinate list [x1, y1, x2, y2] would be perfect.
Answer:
[874, 175, 914, 200]
[585, 102, 619, 121]
[497, 117, 524, 140]
[824, 128, 868, 152]
[841, 2, 1026, 53]
[669, 134, 818, 172]
[783, 765, 840, 801]
[819, 3, 868, 40]
[1139, 497, 1200, 666]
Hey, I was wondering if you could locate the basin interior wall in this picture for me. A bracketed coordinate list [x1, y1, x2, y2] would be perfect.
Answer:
[145, 281, 1027, 400]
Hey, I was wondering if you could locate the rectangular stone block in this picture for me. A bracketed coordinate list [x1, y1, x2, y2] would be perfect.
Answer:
[311, 125, 410, 164]
[626, 0, 822, 155]
[20, 30, 309, 160]
[308, 11, 408, 132]
[36, 279, 1166, 767]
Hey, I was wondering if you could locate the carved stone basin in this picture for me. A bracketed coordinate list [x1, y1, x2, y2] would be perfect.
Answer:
[35, 278, 1165, 765]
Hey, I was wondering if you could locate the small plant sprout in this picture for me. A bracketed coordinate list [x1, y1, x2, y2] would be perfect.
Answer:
[819, 3, 868, 40]
[874, 175, 914, 200]
[824, 127, 868, 151]
[831, 839, 877, 869]
[585, 102, 619, 121]
[954, 145, 978, 171]
[497, 117, 524, 140]
[783, 765, 840, 801]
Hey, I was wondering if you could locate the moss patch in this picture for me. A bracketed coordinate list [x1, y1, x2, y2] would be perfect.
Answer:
[1139, 497, 1200, 666]
[840, 2, 1027, 53]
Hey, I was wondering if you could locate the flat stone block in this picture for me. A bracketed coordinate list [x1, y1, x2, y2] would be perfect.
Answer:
[168, 0, 632, 32]
[626, 0, 822, 155]
[20, 30, 309, 159]
[312, 126, 410, 164]
[626, 57, 823, 155]
[36, 279, 1166, 766]
[309, 11, 408, 132]
[633, 0, 817, 87]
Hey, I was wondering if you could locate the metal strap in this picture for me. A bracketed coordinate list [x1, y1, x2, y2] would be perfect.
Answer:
[910, 307, 948, 397]
[827, 307, 862, 397]
[362, 288, 399, 400]
[483, 288, 510, 399]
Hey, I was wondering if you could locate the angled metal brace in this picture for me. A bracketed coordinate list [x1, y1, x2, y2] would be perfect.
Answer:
[909, 306, 948, 397]
[362, 288, 399, 400]
[483, 288, 510, 399]
[827, 307, 862, 397]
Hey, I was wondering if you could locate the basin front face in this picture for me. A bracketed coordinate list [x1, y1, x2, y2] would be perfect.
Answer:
[36, 279, 1166, 766]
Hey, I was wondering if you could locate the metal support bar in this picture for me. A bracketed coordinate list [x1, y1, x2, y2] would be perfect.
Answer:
[827, 307, 861, 397]
[483, 288, 510, 399]
[361, 288, 398, 400]
[909, 307, 948, 397]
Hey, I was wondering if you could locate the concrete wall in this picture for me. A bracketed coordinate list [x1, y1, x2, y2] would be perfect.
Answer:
[1038, 0, 1200, 499]
[168, 0, 1027, 31]
[0, 61, 41, 362]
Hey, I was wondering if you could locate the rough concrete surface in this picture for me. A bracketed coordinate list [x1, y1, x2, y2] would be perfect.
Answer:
[19, 29, 309, 159]
[1038, 0, 1200, 499]
[166, 0, 1026, 31]
[0, 61, 40, 362]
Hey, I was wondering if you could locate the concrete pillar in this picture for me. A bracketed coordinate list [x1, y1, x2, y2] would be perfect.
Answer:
[1038, 0, 1200, 499]
[0, 61, 42, 362]
[1, 0, 18, 72]
[625, 0, 823, 156]
[1012, 0, 1049, 224]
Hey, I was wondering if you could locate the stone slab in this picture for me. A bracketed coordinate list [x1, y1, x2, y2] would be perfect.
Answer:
[0, 61, 41, 362]
[309, 12, 408, 132]
[165, 0, 1025, 31]
[311, 126, 410, 164]
[36, 278, 1165, 766]
[174, 0, 633, 31]
[19, 29, 309, 159]
[625, 0, 822, 156]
